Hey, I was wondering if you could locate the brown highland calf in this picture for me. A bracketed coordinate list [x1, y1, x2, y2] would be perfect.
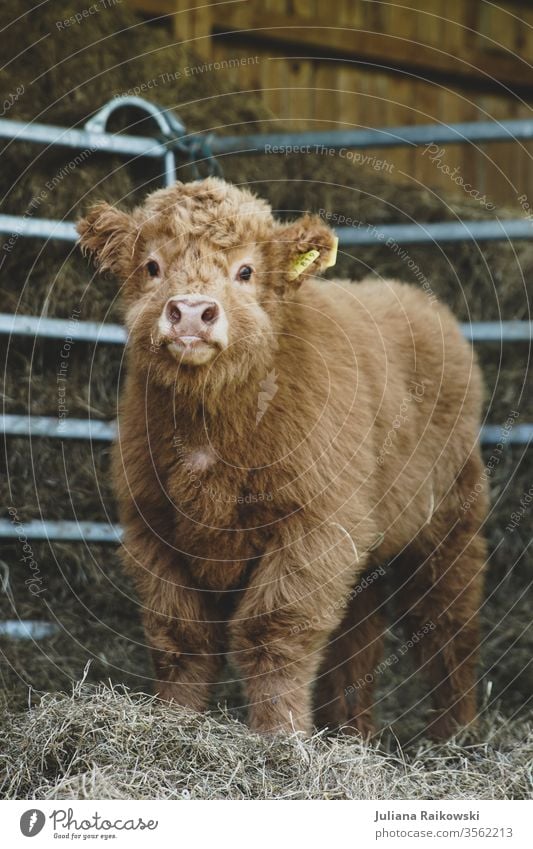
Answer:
[78, 177, 488, 739]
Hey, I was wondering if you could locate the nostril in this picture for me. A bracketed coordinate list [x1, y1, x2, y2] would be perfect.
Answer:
[201, 304, 218, 324]
[167, 303, 181, 324]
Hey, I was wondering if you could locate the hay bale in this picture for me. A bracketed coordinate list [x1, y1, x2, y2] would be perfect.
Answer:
[0, 684, 531, 799]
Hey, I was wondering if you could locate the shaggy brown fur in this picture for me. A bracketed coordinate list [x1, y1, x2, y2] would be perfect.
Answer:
[77, 177, 488, 738]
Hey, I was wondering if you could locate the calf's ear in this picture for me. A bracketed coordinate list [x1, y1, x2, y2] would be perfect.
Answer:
[274, 214, 338, 288]
[77, 202, 137, 277]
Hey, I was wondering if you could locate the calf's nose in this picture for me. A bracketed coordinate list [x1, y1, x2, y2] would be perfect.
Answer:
[165, 297, 219, 332]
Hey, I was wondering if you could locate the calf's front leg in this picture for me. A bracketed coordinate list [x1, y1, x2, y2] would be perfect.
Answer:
[122, 531, 224, 712]
[229, 527, 365, 734]
[145, 589, 223, 712]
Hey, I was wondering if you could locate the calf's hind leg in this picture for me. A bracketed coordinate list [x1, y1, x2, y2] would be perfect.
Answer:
[392, 491, 487, 740]
[314, 577, 387, 737]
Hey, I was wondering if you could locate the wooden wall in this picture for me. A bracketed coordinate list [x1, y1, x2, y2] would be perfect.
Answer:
[128, 0, 533, 208]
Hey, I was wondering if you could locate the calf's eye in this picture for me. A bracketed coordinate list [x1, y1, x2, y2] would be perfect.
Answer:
[146, 260, 160, 278]
[236, 264, 254, 282]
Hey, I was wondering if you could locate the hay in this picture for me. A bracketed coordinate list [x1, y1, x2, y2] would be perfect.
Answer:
[1, 0, 532, 798]
[1, 683, 531, 800]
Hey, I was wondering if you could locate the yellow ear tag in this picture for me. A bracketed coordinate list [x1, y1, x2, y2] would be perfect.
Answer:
[287, 248, 320, 281]
[324, 236, 338, 269]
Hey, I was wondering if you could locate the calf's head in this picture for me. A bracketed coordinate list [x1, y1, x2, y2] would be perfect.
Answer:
[77, 178, 336, 393]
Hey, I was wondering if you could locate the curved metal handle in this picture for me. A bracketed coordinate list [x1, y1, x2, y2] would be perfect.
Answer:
[85, 95, 185, 138]
[84, 96, 187, 185]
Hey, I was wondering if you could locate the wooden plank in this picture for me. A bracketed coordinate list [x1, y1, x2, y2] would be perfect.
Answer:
[210, 5, 533, 90]
[402, 0, 430, 43]
[514, 98, 533, 209]
[238, 49, 263, 94]
[313, 61, 342, 130]
[210, 41, 262, 92]
[293, 0, 317, 19]
[260, 53, 287, 121]
[437, 86, 465, 197]
[386, 73, 414, 183]
[496, 94, 518, 208]
[362, 0, 385, 33]
[369, 71, 404, 184]
[336, 0, 363, 30]
[336, 65, 365, 137]
[263, 0, 287, 14]
[478, 2, 517, 53]
[443, 0, 465, 55]
[412, 77, 444, 192]
[419, 0, 444, 47]
[387, 0, 418, 47]
[177, 0, 213, 57]
[285, 58, 314, 129]
[360, 71, 400, 188]
[364, 71, 390, 135]
[521, 7, 533, 60]
[458, 89, 484, 208]
[501, 98, 522, 208]
[482, 93, 521, 207]
[128, 0, 177, 15]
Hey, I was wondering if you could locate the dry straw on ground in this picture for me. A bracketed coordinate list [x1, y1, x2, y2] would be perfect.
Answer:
[1, 0, 532, 799]
[1, 682, 531, 800]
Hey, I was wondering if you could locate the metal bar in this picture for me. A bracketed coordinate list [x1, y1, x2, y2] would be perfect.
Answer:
[2, 414, 531, 446]
[1, 415, 116, 441]
[461, 321, 533, 342]
[337, 219, 533, 245]
[0, 519, 123, 542]
[0, 215, 77, 242]
[0, 423, 531, 545]
[209, 119, 533, 155]
[0, 117, 168, 159]
[480, 424, 533, 445]
[0, 621, 59, 640]
[2, 214, 532, 245]
[0, 314, 530, 344]
[164, 150, 177, 186]
[0, 313, 127, 344]
[3, 113, 533, 160]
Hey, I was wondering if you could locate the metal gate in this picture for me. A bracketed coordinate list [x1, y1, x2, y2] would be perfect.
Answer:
[1, 96, 531, 587]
